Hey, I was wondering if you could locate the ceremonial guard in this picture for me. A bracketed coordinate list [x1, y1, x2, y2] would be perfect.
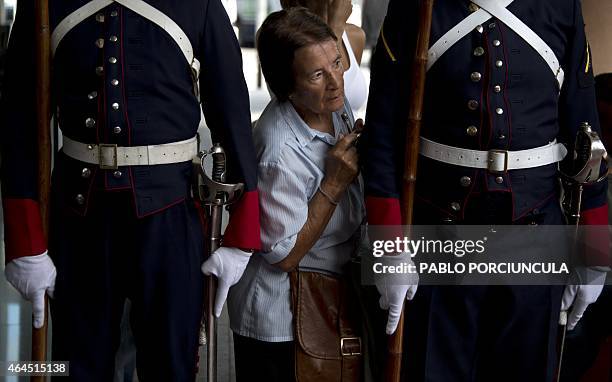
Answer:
[362, 0, 609, 380]
[1, 0, 260, 380]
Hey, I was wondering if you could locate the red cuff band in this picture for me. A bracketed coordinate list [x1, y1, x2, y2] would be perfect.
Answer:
[580, 204, 608, 225]
[2, 198, 47, 264]
[580, 204, 610, 267]
[366, 196, 402, 226]
[223, 190, 261, 250]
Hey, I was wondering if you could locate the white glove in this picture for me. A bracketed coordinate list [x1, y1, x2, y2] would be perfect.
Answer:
[374, 254, 419, 335]
[561, 268, 607, 331]
[4, 251, 56, 328]
[201, 247, 251, 317]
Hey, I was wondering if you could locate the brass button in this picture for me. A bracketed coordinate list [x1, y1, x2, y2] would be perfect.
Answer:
[111, 79, 119, 86]
[87, 145, 94, 150]
[476, 25, 484, 33]
[96, 13, 105, 23]
[468, 100, 479, 110]
[496, 60, 504, 68]
[113, 126, 122, 134]
[95, 38, 104, 48]
[451, 202, 461, 212]
[489, 22, 497, 29]
[113, 170, 122, 178]
[474, 47, 485, 57]
[110, 35, 118, 42]
[496, 108, 504, 115]
[471, 72, 482, 82]
[112, 102, 119, 110]
[466, 125, 478, 136]
[494, 85, 502, 93]
[96, 66, 104, 76]
[495, 176, 504, 184]
[76, 194, 85, 205]
[110, 10, 118, 17]
[109, 57, 117, 64]
[87, 91, 98, 100]
[85, 117, 96, 128]
[81, 168, 91, 178]
[468, 3, 480, 12]
[498, 132, 506, 139]
[493, 40, 501, 47]
[460, 176, 472, 187]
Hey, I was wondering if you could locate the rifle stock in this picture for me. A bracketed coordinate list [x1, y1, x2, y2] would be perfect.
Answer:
[384, 0, 435, 381]
[33, 0, 52, 377]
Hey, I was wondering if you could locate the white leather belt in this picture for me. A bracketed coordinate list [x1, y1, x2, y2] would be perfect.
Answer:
[419, 137, 567, 173]
[62, 135, 198, 170]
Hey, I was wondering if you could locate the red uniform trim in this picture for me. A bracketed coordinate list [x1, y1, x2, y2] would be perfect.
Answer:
[581, 204, 608, 225]
[365, 196, 402, 226]
[580, 204, 610, 267]
[2, 198, 47, 264]
[222, 190, 261, 250]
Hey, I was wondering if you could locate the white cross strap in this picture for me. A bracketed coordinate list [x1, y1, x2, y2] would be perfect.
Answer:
[428, 0, 514, 71]
[428, 0, 564, 89]
[472, 0, 564, 89]
[419, 137, 567, 173]
[51, 0, 113, 56]
[51, 0, 200, 93]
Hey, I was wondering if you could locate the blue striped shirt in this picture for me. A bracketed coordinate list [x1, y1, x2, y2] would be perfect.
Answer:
[227, 98, 365, 342]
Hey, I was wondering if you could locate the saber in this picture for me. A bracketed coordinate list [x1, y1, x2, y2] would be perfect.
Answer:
[557, 121, 607, 381]
[192, 143, 244, 381]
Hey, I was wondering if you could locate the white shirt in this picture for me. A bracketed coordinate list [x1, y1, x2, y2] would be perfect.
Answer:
[227, 98, 365, 341]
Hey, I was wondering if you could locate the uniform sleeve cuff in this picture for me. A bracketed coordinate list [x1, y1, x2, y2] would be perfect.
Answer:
[223, 190, 262, 250]
[2, 198, 47, 264]
[580, 204, 610, 267]
[366, 196, 402, 226]
[580, 204, 608, 225]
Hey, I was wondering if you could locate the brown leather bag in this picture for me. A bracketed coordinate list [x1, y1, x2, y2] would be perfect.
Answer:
[289, 270, 363, 382]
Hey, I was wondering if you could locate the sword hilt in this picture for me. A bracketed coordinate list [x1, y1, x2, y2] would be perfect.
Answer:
[211, 143, 226, 184]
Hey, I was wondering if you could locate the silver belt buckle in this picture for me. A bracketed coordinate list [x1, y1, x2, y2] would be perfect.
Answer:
[99, 144, 118, 170]
[487, 149, 508, 173]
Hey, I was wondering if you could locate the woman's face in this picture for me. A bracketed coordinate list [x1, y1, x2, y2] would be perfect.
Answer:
[290, 39, 345, 118]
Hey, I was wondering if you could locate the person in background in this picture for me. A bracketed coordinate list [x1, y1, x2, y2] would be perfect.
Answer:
[280, 0, 368, 114]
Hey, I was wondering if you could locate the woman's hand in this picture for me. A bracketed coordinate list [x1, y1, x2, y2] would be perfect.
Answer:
[321, 131, 360, 200]
[327, 0, 352, 37]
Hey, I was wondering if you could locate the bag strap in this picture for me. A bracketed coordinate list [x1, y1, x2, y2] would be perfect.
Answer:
[338, 275, 362, 382]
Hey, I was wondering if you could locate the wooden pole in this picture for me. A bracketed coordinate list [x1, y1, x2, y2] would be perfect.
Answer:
[32, 0, 52, 376]
[384, 0, 435, 380]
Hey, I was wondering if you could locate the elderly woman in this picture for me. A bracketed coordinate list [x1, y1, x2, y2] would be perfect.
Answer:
[227, 7, 365, 382]
[280, 0, 368, 115]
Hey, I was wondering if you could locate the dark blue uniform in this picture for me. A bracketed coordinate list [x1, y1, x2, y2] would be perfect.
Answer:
[363, 0, 608, 380]
[1, 0, 261, 380]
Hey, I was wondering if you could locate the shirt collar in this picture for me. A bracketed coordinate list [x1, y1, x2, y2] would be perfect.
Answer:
[281, 101, 344, 147]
